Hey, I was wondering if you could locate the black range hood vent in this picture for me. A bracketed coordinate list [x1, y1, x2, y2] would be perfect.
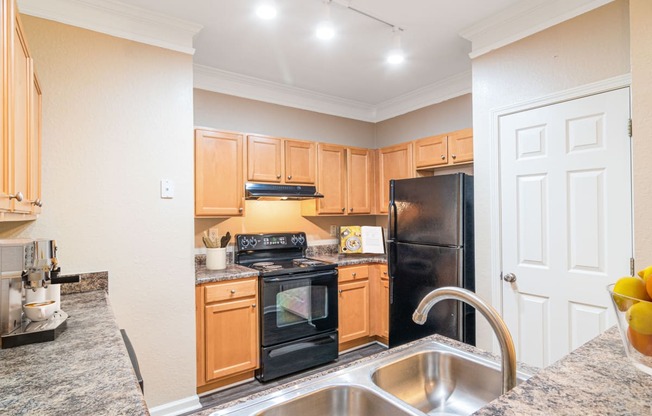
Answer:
[245, 183, 324, 200]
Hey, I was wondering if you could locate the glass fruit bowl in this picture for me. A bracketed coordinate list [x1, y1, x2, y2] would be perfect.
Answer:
[607, 283, 652, 376]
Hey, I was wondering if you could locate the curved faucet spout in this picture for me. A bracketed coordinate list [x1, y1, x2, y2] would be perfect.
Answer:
[412, 286, 517, 394]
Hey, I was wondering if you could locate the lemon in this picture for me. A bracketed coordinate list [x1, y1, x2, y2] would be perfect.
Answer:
[626, 302, 652, 335]
[613, 276, 650, 311]
[638, 265, 652, 284]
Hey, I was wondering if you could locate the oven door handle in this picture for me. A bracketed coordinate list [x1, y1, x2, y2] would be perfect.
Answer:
[264, 269, 338, 283]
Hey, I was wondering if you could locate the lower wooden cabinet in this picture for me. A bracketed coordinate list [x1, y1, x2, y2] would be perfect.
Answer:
[338, 263, 389, 350]
[196, 278, 259, 391]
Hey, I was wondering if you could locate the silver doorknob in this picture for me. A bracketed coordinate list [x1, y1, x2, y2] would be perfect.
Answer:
[503, 273, 517, 283]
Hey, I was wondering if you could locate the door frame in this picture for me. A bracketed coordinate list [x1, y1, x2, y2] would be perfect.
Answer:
[488, 73, 633, 338]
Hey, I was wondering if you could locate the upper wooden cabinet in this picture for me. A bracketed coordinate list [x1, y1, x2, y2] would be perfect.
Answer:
[0, 3, 42, 218]
[415, 128, 474, 170]
[377, 142, 413, 214]
[247, 135, 316, 184]
[302, 144, 373, 216]
[195, 129, 244, 217]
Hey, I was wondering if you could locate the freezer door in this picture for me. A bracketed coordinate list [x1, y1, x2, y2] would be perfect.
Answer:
[391, 174, 463, 246]
[389, 242, 463, 348]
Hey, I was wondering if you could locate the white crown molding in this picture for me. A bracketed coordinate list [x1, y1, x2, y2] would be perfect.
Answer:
[194, 64, 378, 122]
[375, 71, 472, 121]
[17, 0, 203, 55]
[194, 65, 471, 123]
[460, 0, 614, 59]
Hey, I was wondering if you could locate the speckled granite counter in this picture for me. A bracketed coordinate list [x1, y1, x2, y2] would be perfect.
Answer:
[0, 291, 148, 415]
[195, 325, 652, 415]
[311, 253, 387, 266]
[475, 326, 652, 415]
[195, 264, 259, 285]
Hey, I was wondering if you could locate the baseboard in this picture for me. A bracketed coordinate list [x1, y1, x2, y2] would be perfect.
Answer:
[148, 395, 202, 416]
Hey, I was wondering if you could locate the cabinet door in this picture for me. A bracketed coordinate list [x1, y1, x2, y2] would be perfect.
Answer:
[414, 134, 448, 168]
[378, 143, 413, 214]
[204, 298, 258, 381]
[338, 279, 370, 344]
[316, 144, 346, 214]
[0, 0, 8, 211]
[195, 129, 244, 216]
[448, 128, 474, 164]
[29, 68, 41, 215]
[347, 147, 372, 214]
[380, 277, 389, 339]
[11, 14, 31, 213]
[285, 139, 315, 184]
[247, 135, 282, 182]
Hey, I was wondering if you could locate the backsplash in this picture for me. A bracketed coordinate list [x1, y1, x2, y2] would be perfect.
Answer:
[59, 271, 108, 295]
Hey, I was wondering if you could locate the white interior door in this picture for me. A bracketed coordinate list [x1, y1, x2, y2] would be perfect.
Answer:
[499, 88, 632, 368]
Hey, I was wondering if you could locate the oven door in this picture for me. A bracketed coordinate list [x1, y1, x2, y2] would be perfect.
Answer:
[260, 269, 338, 346]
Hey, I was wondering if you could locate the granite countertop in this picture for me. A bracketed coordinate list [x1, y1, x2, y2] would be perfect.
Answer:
[200, 326, 652, 415]
[475, 326, 652, 415]
[0, 291, 149, 415]
[195, 253, 387, 285]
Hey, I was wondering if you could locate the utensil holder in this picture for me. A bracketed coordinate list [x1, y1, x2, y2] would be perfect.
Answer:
[206, 248, 227, 270]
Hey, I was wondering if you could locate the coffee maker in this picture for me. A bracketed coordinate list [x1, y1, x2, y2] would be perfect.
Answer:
[0, 239, 79, 348]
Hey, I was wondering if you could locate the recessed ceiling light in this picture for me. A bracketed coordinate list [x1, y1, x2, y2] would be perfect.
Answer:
[387, 50, 405, 64]
[316, 22, 335, 40]
[256, 4, 277, 20]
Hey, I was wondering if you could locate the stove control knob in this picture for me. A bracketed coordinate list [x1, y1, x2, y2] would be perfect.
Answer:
[298, 235, 305, 245]
[291, 235, 298, 245]
[250, 238, 258, 247]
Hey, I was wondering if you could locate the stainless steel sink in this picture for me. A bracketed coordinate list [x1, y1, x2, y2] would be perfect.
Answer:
[372, 350, 529, 415]
[254, 385, 413, 416]
[212, 342, 533, 416]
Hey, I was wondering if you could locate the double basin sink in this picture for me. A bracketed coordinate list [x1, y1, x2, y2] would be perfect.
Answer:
[213, 341, 532, 415]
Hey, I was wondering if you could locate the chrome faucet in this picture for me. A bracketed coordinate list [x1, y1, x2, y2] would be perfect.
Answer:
[413, 286, 517, 394]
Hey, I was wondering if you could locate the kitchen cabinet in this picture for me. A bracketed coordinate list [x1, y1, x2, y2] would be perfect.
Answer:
[302, 144, 373, 216]
[338, 265, 370, 347]
[378, 264, 389, 340]
[246, 135, 316, 184]
[414, 128, 474, 170]
[195, 128, 244, 217]
[196, 278, 259, 391]
[0, 1, 42, 219]
[377, 142, 413, 214]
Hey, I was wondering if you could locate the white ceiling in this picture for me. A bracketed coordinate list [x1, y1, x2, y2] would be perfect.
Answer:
[18, 0, 613, 121]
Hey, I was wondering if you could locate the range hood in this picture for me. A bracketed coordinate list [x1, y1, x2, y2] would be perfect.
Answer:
[245, 183, 324, 200]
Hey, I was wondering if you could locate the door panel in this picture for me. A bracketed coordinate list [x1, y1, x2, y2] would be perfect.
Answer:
[500, 88, 631, 367]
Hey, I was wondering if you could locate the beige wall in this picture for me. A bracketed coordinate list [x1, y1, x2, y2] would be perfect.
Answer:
[194, 89, 376, 148]
[3, 16, 197, 408]
[375, 94, 473, 148]
[471, 0, 630, 351]
[631, 0, 652, 268]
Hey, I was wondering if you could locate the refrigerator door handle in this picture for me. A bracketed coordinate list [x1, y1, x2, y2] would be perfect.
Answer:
[388, 180, 397, 240]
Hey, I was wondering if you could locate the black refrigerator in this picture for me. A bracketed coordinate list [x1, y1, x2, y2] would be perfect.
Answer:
[387, 173, 475, 348]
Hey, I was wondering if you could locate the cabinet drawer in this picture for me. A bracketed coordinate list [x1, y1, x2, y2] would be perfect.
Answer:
[205, 278, 257, 303]
[338, 265, 369, 283]
[379, 264, 389, 281]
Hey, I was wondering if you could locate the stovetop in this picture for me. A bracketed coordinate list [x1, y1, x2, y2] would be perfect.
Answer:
[244, 257, 335, 277]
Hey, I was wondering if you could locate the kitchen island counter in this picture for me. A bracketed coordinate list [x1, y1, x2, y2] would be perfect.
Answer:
[199, 325, 651, 415]
[0, 290, 148, 415]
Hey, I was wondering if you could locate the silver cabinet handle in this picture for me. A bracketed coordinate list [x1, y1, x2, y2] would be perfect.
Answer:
[252, 304, 256, 308]
[352, 272, 357, 278]
[349, 208, 353, 212]
[276, 174, 281, 179]
[451, 154, 457, 159]
[30, 198, 42, 207]
[338, 289, 342, 294]
[230, 289, 236, 294]
[8, 191, 23, 201]
[287, 175, 292, 180]
[503, 273, 517, 283]
[239, 207, 243, 212]
[440, 155, 445, 160]
[341, 207, 345, 212]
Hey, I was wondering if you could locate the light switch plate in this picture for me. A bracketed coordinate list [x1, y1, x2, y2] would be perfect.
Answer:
[161, 180, 174, 199]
